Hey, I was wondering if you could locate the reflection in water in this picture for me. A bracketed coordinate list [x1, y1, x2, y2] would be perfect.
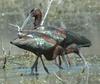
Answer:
[0, 64, 100, 84]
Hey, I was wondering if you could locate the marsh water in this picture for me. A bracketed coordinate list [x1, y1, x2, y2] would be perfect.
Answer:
[0, 54, 100, 84]
[0, 0, 100, 84]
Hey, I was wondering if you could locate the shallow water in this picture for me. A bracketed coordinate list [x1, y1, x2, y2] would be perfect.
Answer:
[0, 63, 100, 84]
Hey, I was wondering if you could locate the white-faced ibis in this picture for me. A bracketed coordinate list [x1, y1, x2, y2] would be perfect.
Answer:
[29, 8, 92, 67]
[10, 31, 64, 74]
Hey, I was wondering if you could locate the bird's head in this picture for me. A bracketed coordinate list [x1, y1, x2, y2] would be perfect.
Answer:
[10, 33, 34, 50]
[30, 8, 42, 17]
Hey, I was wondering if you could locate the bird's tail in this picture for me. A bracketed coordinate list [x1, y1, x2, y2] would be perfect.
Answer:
[78, 36, 92, 47]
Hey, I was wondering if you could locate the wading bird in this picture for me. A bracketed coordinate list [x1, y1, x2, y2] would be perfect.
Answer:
[10, 8, 91, 74]
[10, 31, 66, 74]
[29, 8, 91, 67]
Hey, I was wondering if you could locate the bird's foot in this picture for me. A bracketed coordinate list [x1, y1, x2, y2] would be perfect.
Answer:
[55, 63, 63, 69]
[81, 67, 85, 73]
[59, 66, 63, 69]
[44, 66, 49, 74]
[31, 70, 39, 76]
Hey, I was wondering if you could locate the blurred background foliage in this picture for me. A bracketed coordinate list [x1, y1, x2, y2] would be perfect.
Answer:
[0, 0, 100, 56]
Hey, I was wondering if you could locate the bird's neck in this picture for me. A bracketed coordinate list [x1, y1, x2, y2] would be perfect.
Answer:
[34, 15, 42, 28]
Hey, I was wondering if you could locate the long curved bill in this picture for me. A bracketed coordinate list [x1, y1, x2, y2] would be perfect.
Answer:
[9, 14, 31, 33]
[21, 14, 31, 30]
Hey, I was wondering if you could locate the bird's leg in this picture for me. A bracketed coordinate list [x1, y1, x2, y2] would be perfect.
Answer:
[65, 44, 80, 66]
[74, 48, 89, 73]
[66, 54, 71, 66]
[52, 45, 64, 69]
[31, 56, 39, 75]
[40, 56, 49, 74]
[52, 45, 63, 59]
[65, 43, 89, 67]
[61, 52, 70, 69]
[58, 56, 62, 67]
[58, 56, 63, 69]
[57, 56, 63, 69]
[78, 51, 89, 84]
[73, 47, 85, 64]
[54, 56, 63, 69]
[2, 57, 7, 70]
[35, 57, 39, 75]
[54, 57, 58, 67]
[53, 45, 70, 69]
[76, 51, 84, 64]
